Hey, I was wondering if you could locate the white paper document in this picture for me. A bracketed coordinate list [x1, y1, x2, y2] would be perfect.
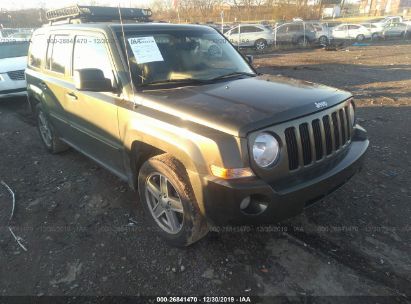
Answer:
[128, 36, 164, 64]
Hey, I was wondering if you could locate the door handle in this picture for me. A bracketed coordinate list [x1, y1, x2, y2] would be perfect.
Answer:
[66, 92, 78, 101]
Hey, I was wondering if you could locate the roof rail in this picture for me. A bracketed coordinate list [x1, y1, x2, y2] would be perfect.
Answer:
[46, 5, 152, 25]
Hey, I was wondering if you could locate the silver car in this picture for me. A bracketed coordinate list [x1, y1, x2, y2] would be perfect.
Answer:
[382, 22, 409, 39]
[224, 24, 274, 50]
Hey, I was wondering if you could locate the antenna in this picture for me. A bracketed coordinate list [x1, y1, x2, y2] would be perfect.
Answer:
[118, 4, 138, 107]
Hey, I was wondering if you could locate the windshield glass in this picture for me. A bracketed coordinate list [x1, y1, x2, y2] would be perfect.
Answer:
[116, 27, 255, 87]
[0, 41, 29, 59]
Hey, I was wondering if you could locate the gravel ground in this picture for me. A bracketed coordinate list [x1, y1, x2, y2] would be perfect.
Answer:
[0, 42, 410, 301]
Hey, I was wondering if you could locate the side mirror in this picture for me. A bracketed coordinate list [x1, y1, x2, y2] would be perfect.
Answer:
[246, 55, 253, 65]
[74, 68, 113, 92]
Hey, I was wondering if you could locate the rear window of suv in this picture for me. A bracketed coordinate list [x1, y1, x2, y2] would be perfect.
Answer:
[29, 35, 46, 68]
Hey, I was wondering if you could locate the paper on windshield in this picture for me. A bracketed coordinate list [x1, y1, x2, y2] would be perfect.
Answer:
[128, 36, 164, 64]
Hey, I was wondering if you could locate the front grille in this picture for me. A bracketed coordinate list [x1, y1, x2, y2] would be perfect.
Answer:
[285, 105, 352, 171]
[7, 70, 25, 81]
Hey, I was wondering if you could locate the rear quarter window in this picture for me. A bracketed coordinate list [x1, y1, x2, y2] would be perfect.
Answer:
[46, 35, 72, 74]
[29, 34, 46, 68]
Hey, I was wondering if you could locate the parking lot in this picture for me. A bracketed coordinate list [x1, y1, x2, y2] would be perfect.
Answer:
[0, 42, 410, 300]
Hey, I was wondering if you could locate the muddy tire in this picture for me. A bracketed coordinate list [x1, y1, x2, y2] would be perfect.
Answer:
[138, 154, 208, 247]
[36, 104, 69, 154]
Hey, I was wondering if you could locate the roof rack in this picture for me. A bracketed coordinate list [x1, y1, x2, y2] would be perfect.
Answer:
[46, 5, 152, 25]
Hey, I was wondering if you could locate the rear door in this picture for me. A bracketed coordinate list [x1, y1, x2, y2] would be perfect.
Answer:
[41, 33, 74, 139]
[63, 33, 124, 176]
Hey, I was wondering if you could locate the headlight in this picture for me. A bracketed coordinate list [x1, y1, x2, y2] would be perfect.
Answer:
[252, 132, 279, 168]
[349, 102, 355, 126]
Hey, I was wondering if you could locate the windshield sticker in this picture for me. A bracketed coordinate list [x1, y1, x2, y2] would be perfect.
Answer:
[128, 36, 164, 64]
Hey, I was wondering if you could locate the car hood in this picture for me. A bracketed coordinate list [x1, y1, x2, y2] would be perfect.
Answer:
[0, 56, 27, 74]
[140, 74, 352, 137]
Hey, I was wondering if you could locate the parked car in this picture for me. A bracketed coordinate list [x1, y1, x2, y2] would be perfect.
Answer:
[273, 22, 316, 45]
[0, 39, 29, 99]
[224, 24, 274, 50]
[9, 32, 32, 39]
[331, 23, 371, 41]
[361, 23, 384, 39]
[370, 16, 403, 26]
[305, 21, 331, 45]
[27, 6, 368, 247]
[381, 22, 409, 39]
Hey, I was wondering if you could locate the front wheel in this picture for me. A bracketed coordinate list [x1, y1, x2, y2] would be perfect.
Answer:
[138, 154, 208, 247]
[254, 39, 267, 51]
[356, 34, 365, 41]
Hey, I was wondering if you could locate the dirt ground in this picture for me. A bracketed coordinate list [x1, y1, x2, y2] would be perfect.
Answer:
[0, 42, 410, 301]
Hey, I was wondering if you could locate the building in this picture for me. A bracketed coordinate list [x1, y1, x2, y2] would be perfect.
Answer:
[360, 0, 411, 15]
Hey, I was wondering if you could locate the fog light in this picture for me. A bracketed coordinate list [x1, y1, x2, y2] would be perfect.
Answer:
[240, 196, 251, 210]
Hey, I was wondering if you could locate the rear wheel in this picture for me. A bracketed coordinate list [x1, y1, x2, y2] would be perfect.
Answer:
[138, 154, 208, 247]
[319, 35, 328, 45]
[254, 39, 267, 51]
[400, 31, 406, 39]
[356, 34, 365, 41]
[36, 104, 69, 154]
[371, 32, 379, 40]
[296, 36, 309, 46]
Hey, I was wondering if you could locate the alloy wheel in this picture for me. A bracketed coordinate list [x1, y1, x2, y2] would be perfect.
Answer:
[145, 172, 184, 234]
[38, 111, 52, 147]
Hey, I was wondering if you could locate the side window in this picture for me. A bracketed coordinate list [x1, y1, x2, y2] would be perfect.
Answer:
[241, 26, 254, 33]
[349, 25, 359, 30]
[253, 26, 264, 32]
[29, 34, 46, 68]
[230, 27, 239, 34]
[46, 35, 72, 74]
[73, 35, 115, 85]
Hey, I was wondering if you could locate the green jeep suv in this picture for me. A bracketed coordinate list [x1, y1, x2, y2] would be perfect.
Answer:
[26, 6, 368, 246]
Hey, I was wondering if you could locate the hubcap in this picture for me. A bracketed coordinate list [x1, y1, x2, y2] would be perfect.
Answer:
[256, 42, 265, 50]
[145, 172, 184, 234]
[38, 111, 52, 147]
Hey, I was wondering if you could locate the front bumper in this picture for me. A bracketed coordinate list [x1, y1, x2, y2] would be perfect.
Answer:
[201, 126, 368, 226]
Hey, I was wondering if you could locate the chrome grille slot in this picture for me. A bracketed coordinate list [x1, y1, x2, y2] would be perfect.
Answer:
[312, 119, 323, 160]
[299, 123, 312, 165]
[331, 112, 340, 150]
[285, 127, 299, 170]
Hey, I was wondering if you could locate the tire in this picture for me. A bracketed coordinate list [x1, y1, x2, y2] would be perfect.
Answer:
[356, 34, 365, 41]
[296, 36, 309, 46]
[400, 31, 406, 39]
[254, 39, 267, 51]
[138, 154, 208, 247]
[36, 104, 69, 154]
[371, 33, 379, 40]
[319, 35, 328, 45]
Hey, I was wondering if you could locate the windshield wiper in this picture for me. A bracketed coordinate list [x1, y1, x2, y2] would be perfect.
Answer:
[208, 72, 257, 82]
[141, 78, 206, 87]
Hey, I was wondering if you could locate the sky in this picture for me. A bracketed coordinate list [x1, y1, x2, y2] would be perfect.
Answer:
[0, 0, 151, 11]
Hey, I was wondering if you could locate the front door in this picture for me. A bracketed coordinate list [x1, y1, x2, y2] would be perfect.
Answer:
[64, 34, 124, 176]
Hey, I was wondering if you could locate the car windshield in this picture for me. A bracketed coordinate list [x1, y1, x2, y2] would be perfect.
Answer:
[116, 27, 255, 88]
[0, 41, 29, 59]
